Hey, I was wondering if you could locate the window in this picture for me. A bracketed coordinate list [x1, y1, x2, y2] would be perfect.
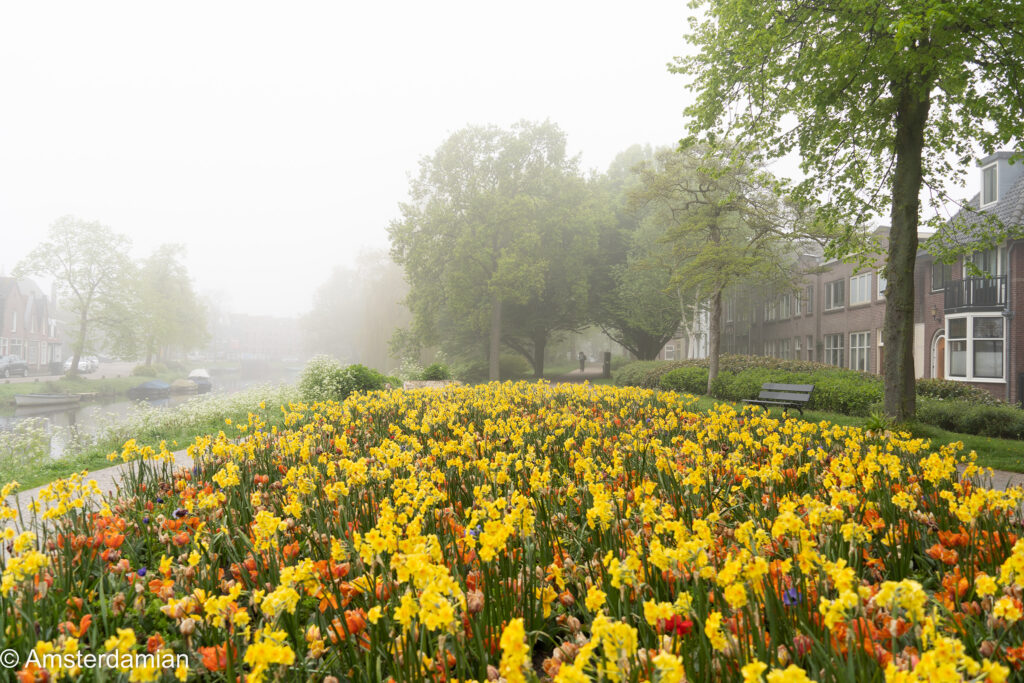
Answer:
[795, 337, 802, 354]
[664, 344, 675, 361]
[948, 318, 967, 377]
[779, 294, 791, 319]
[970, 248, 1002, 277]
[11, 312, 16, 333]
[946, 315, 1004, 381]
[725, 298, 734, 323]
[849, 273, 871, 305]
[807, 336, 814, 361]
[805, 285, 814, 314]
[974, 317, 1003, 378]
[824, 334, 844, 367]
[825, 280, 844, 310]
[780, 338, 791, 360]
[877, 271, 887, 300]
[850, 332, 870, 372]
[931, 262, 952, 291]
[794, 293, 802, 316]
[982, 164, 998, 206]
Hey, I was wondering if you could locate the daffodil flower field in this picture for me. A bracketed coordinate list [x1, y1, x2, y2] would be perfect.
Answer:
[2, 382, 1024, 682]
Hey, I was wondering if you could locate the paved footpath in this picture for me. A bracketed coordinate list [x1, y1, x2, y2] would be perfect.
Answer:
[2, 450, 193, 533]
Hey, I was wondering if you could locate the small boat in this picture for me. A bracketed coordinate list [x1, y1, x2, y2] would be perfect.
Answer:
[14, 393, 82, 407]
[188, 368, 213, 393]
[127, 380, 171, 400]
[170, 378, 198, 394]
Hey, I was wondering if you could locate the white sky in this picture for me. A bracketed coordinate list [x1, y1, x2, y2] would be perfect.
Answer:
[0, 1, 711, 317]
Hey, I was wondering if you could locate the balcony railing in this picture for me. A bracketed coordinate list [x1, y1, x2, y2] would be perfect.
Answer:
[944, 275, 1007, 313]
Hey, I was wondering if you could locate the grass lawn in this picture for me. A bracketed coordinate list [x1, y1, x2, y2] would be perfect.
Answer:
[687, 394, 1024, 473]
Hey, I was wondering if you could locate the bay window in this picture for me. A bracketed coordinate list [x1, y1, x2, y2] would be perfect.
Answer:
[946, 315, 1004, 381]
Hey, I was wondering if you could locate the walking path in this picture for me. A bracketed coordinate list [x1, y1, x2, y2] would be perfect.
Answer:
[2, 450, 193, 533]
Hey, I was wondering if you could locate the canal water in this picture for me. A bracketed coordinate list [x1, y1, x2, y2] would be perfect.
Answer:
[0, 367, 299, 458]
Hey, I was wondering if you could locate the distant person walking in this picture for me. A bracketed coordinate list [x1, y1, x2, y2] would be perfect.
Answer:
[578, 351, 586, 374]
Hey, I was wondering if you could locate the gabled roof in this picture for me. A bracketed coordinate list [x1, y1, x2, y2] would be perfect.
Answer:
[938, 157, 1024, 248]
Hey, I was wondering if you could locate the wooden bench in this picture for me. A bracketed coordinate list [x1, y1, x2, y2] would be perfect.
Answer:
[742, 383, 814, 415]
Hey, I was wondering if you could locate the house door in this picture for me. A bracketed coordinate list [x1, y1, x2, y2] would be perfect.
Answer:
[932, 334, 945, 379]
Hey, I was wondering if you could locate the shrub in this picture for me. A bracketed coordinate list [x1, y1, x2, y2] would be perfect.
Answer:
[298, 356, 386, 403]
[452, 354, 532, 383]
[915, 378, 1000, 405]
[659, 367, 709, 395]
[132, 363, 167, 377]
[915, 399, 1024, 439]
[421, 363, 452, 381]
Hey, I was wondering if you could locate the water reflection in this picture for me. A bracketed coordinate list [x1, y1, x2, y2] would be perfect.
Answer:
[0, 366, 298, 459]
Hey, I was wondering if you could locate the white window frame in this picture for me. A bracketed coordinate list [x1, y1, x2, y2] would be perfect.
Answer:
[664, 343, 676, 361]
[825, 280, 844, 311]
[981, 163, 998, 207]
[824, 333, 844, 367]
[11, 312, 16, 333]
[945, 314, 1005, 383]
[876, 271, 887, 300]
[779, 294, 790, 319]
[850, 331, 870, 372]
[849, 273, 871, 306]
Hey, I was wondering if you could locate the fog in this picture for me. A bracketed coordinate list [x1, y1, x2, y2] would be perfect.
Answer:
[0, 1, 695, 317]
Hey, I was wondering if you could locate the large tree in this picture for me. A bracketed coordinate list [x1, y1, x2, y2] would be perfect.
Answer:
[15, 216, 132, 377]
[590, 146, 684, 360]
[632, 147, 803, 393]
[389, 121, 586, 380]
[679, 0, 1024, 420]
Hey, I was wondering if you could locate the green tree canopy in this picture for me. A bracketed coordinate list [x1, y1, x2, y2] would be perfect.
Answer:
[679, 0, 1024, 418]
[389, 121, 589, 380]
[631, 146, 807, 391]
[14, 216, 132, 376]
[589, 146, 683, 360]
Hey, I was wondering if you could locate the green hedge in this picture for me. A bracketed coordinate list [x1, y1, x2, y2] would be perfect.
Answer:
[659, 365, 883, 416]
[624, 355, 1023, 437]
[915, 398, 1024, 439]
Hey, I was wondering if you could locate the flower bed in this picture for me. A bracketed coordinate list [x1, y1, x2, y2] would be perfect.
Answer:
[2, 382, 1022, 681]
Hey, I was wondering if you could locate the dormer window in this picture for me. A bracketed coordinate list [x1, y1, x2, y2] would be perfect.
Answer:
[982, 163, 998, 206]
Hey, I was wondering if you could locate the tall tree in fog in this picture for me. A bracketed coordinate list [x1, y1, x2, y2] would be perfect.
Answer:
[501, 172, 597, 377]
[302, 251, 410, 371]
[15, 216, 132, 377]
[134, 245, 208, 363]
[632, 146, 800, 392]
[590, 146, 683, 360]
[389, 121, 585, 380]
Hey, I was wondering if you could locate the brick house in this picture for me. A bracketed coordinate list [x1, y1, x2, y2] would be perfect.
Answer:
[0, 277, 63, 372]
[666, 152, 1024, 402]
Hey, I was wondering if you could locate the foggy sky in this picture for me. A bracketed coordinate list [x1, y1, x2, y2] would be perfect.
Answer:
[0, 1, 701, 317]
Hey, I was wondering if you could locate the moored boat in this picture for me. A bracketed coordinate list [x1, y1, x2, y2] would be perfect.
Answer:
[14, 393, 82, 407]
[170, 378, 198, 394]
[127, 380, 172, 400]
[188, 368, 212, 393]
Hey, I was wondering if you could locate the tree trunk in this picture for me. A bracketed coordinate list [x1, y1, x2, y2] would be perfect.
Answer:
[883, 85, 930, 421]
[707, 289, 722, 394]
[489, 295, 502, 382]
[69, 313, 88, 378]
[531, 332, 546, 378]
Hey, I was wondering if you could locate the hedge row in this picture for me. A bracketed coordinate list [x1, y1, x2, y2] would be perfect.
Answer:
[617, 356, 1018, 438]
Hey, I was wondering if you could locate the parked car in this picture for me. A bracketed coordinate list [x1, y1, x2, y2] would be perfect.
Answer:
[63, 355, 100, 373]
[0, 355, 29, 378]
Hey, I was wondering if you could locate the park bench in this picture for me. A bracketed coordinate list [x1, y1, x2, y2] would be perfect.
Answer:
[742, 382, 814, 415]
